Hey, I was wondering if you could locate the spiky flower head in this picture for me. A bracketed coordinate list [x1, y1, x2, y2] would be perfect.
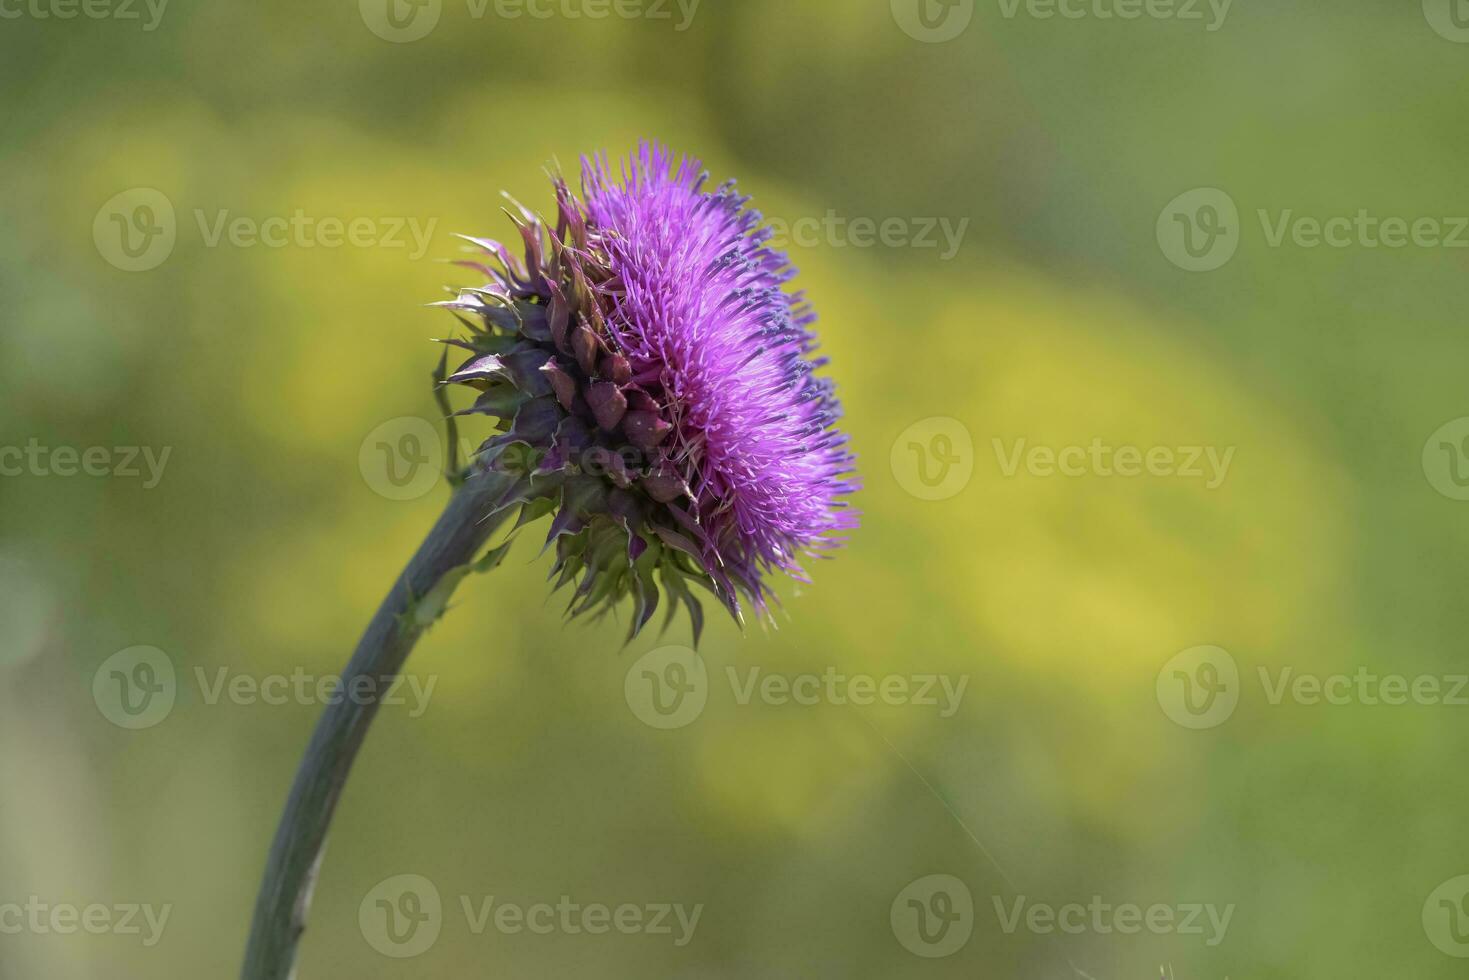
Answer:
[437, 142, 858, 642]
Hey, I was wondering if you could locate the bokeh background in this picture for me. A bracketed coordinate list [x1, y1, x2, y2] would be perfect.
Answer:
[4, 0, 1469, 977]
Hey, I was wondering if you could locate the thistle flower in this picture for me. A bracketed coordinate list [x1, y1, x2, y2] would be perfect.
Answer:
[437, 142, 858, 640]
[243, 143, 857, 980]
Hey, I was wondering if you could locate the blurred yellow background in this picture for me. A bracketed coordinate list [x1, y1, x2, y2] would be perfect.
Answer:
[3, 1, 1469, 977]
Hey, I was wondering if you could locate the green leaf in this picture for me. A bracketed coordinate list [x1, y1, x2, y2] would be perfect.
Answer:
[408, 565, 472, 630]
[473, 539, 516, 574]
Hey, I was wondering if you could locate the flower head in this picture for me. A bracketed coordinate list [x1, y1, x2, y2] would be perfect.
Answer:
[439, 142, 857, 640]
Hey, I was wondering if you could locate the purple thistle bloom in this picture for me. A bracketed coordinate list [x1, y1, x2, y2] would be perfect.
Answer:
[439, 141, 858, 639]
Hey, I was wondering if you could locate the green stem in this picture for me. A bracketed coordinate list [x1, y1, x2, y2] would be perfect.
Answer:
[240, 469, 515, 980]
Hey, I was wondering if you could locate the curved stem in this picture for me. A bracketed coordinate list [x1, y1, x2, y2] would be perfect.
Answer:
[240, 469, 516, 980]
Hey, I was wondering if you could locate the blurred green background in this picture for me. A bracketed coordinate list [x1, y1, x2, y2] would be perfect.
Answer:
[4, 0, 1469, 977]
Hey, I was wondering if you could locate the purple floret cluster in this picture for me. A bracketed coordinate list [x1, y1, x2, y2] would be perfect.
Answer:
[442, 142, 857, 636]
